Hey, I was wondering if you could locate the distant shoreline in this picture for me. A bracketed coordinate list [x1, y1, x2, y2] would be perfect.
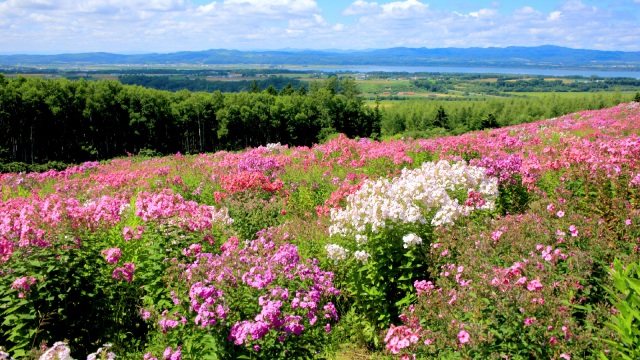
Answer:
[283, 65, 640, 79]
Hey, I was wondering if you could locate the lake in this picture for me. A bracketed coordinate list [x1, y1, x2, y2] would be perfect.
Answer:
[287, 65, 640, 79]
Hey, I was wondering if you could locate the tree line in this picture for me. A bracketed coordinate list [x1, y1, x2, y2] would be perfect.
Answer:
[379, 91, 638, 139]
[119, 75, 307, 94]
[0, 74, 379, 165]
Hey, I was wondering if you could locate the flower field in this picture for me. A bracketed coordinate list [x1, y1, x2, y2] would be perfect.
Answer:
[1, 102, 640, 359]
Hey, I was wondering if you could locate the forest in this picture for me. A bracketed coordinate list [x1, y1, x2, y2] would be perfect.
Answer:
[0, 75, 378, 168]
[119, 75, 307, 93]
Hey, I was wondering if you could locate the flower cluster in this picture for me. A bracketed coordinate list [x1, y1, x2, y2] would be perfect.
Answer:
[168, 228, 340, 354]
[329, 160, 498, 237]
[101, 248, 122, 264]
[112, 263, 135, 283]
[38, 342, 72, 360]
[11, 276, 36, 298]
[324, 244, 349, 264]
[86, 343, 116, 360]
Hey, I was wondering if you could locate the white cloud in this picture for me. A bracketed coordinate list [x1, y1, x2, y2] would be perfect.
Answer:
[380, 0, 428, 19]
[548, 11, 562, 21]
[0, 0, 638, 53]
[342, 0, 379, 16]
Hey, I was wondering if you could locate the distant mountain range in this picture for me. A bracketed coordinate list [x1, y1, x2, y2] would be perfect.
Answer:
[1, 45, 640, 69]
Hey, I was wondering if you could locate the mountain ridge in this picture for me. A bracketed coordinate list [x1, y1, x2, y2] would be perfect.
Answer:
[1, 45, 640, 69]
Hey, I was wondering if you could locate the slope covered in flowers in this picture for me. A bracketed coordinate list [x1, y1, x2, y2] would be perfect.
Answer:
[0, 102, 639, 359]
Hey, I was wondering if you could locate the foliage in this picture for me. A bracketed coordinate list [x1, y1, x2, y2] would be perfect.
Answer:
[602, 258, 640, 360]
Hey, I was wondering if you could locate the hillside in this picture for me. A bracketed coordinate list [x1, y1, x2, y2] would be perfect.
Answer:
[2, 45, 640, 69]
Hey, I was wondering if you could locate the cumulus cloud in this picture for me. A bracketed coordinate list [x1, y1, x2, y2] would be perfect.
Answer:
[342, 0, 379, 16]
[380, 0, 429, 18]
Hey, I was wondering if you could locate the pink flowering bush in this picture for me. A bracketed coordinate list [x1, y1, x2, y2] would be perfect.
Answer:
[140, 227, 340, 359]
[385, 180, 638, 359]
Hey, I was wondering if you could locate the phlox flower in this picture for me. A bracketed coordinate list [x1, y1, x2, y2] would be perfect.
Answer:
[457, 330, 470, 344]
[162, 346, 181, 360]
[353, 250, 371, 264]
[402, 233, 422, 248]
[11, 276, 36, 298]
[101, 247, 122, 264]
[569, 225, 578, 237]
[112, 262, 135, 282]
[86, 343, 116, 360]
[414, 280, 435, 296]
[38, 342, 72, 360]
[527, 279, 543, 291]
[325, 244, 349, 264]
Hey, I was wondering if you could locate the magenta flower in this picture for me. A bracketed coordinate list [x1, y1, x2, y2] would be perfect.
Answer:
[112, 262, 135, 282]
[101, 247, 122, 264]
[11, 276, 37, 298]
[556, 210, 565, 218]
[625, 219, 632, 226]
[457, 330, 470, 344]
[524, 318, 535, 326]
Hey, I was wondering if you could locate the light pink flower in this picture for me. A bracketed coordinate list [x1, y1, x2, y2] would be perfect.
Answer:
[556, 211, 565, 218]
[527, 279, 543, 292]
[457, 330, 470, 344]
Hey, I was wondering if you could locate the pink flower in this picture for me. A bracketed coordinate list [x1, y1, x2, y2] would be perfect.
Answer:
[569, 225, 578, 237]
[524, 318, 535, 326]
[527, 279, 543, 291]
[457, 330, 470, 344]
[101, 247, 122, 264]
[11, 276, 37, 298]
[556, 211, 565, 218]
[549, 336, 559, 345]
[112, 262, 136, 282]
[560, 353, 571, 360]
[625, 219, 632, 226]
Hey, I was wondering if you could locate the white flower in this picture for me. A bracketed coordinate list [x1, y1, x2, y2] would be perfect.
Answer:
[39, 342, 72, 360]
[325, 244, 349, 264]
[402, 233, 422, 248]
[355, 234, 368, 245]
[329, 160, 498, 238]
[353, 250, 371, 264]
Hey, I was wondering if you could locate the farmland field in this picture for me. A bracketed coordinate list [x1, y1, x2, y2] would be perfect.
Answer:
[1, 102, 640, 359]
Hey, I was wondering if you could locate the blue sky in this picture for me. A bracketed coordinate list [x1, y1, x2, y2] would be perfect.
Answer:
[0, 0, 639, 54]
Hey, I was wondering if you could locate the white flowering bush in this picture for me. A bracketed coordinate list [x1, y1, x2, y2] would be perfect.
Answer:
[326, 160, 498, 343]
[329, 160, 498, 237]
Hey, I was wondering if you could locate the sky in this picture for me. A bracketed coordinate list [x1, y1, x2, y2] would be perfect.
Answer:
[0, 0, 639, 54]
